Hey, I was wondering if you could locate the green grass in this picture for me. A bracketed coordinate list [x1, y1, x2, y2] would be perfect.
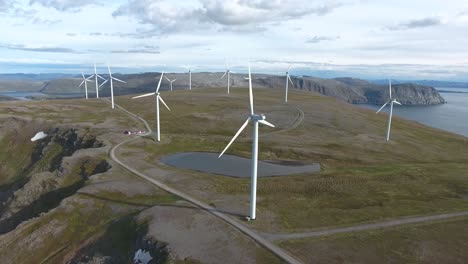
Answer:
[278, 216, 468, 264]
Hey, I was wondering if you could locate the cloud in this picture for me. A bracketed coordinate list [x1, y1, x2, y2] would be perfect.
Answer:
[0, 0, 15, 13]
[306, 35, 340, 43]
[110, 45, 160, 54]
[0, 43, 79, 53]
[112, 0, 344, 35]
[29, 0, 99, 11]
[386, 17, 442, 31]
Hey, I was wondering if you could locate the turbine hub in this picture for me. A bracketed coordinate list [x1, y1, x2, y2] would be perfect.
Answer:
[251, 114, 266, 121]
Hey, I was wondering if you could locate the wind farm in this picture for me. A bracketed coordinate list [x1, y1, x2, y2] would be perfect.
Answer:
[1, 65, 467, 263]
[1, 1, 468, 264]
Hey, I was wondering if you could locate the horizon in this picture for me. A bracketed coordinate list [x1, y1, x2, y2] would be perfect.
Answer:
[1, 1, 468, 81]
[1, 68, 468, 84]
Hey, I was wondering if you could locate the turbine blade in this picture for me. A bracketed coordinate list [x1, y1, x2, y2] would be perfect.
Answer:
[376, 101, 389, 113]
[155, 72, 164, 93]
[158, 96, 171, 111]
[132, 92, 156, 99]
[81, 72, 85, 79]
[98, 79, 108, 88]
[248, 63, 254, 115]
[394, 100, 402, 105]
[220, 72, 227, 79]
[259, 119, 275, 128]
[288, 75, 294, 86]
[97, 74, 106, 81]
[112, 77, 126, 83]
[219, 117, 250, 158]
[172, 79, 177, 82]
[86, 75, 95, 80]
[164, 76, 171, 82]
[287, 65, 292, 71]
[79, 80, 85, 87]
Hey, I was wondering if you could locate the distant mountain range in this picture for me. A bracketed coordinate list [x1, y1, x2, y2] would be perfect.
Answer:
[0, 73, 447, 105]
[0, 73, 76, 82]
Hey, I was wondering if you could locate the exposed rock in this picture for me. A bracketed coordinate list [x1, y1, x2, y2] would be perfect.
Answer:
[0, 126, 109, 235]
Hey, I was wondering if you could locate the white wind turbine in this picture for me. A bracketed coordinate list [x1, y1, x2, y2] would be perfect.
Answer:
[101, 65, 126, 109]
[376, 80, 401, 142]
[132, 72, 171, 142]
[186, 67, 195, 90]
[79, 72, 94, 99]
[220, 62, 232, 94]
[164, 76, 177, 91]
[218, 64, 275, 221]
[284, 65, 294, 103]
[87, 64, 107, 98]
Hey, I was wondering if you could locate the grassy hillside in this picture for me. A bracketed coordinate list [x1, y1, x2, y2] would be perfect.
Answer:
[0, 87, 466, 263]
[115, 87, 467, 233]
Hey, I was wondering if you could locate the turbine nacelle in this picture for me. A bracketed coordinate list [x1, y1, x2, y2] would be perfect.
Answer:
[250, 114, 266, 121]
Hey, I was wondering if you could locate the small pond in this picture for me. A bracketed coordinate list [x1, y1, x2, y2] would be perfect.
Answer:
[160, 152, 320, 178]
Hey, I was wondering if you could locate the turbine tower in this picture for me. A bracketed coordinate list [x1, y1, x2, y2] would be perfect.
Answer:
[218, 64, 275, 220]
[164, 76, 177, 91]
[132, 72, 171, 142]
[104, 65, 126, 109]
[220, 62, 231, 94]
[284, 65, 294, 103]
[188, 68, 193, 90]
[376, 80, 401, 142]
[79, 72, 93, 99]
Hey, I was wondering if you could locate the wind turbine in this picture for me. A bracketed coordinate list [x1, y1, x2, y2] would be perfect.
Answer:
[103, 65, 126, 109]
[220, 62, 232, 94]
[218, 64, 275, 221]
[186, 68, 194, 90]
[79, 72, 93, 99]
[132, 72, 171, 142]
[376, 80, 401, 142]
[164, 76, 177, 91]
[87, 64, 107, 98]
[284, 65, 294, 103]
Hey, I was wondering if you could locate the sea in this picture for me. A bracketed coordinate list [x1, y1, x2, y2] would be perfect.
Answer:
[0, 91, 45, 100]
[359, 87, 468, 137]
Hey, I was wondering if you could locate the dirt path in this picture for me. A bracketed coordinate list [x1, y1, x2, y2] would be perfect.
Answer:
[104, 99, 302, 264]
[263, 210, 468, 241]
[263, 105, 304, 137]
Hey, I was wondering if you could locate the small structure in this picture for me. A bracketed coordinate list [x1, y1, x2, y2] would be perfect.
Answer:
[31, 131, 48, 142]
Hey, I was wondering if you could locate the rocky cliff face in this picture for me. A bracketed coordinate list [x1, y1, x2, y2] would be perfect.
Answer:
[364, 83, 446, 105]
[37, 72, 446, 106]
[0, 123, 109, 235]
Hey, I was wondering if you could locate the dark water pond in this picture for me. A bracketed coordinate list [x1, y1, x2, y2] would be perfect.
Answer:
[161, 152, 320, 177]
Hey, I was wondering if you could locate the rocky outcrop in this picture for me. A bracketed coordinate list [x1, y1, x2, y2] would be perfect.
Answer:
[364, 83, 446, 105]
[334, 77, 445, 105]
[0, 126, 108, 235]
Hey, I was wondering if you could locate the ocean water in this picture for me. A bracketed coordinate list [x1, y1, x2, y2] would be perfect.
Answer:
[0, 91, 45, 100]
[359, 87, 468, 137]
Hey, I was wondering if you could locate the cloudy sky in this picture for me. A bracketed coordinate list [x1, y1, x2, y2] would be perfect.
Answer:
[0, 0, 468, 80]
